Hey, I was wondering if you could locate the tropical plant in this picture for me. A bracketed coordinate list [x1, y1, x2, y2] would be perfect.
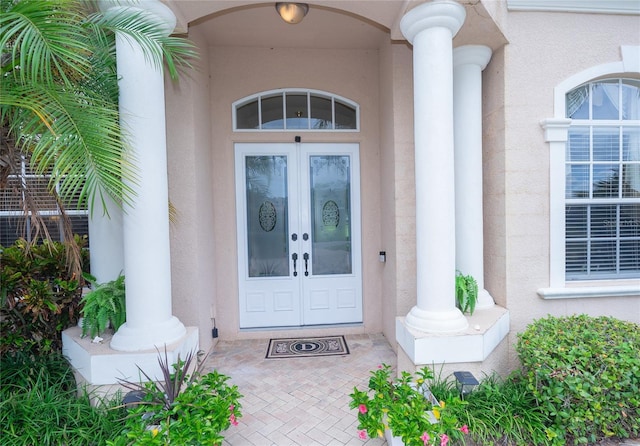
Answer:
[455, 271, 478, 315]
[80, 273, 126, 338]
[517, 314, 640, 445]
[109, 348, 243, 446]
[0, 0, 197, 274]
[0, 351, 125, 446]
[350, 364, 469, 446]
[0, 236, 88, 354]
[431, 371, 554, 446]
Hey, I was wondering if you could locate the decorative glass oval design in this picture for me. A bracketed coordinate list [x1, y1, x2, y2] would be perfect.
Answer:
[322, 200, 340, 228]
[258, 201, 277, 232]
[233, 89, 359, 131]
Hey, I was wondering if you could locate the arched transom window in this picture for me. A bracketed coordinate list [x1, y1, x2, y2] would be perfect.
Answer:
[233, 89, 359, 131]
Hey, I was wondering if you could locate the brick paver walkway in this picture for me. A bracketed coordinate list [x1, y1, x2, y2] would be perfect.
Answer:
[205, 333, 396, 446]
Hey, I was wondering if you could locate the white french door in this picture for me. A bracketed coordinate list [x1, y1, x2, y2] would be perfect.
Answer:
[235, 143, 362, 328]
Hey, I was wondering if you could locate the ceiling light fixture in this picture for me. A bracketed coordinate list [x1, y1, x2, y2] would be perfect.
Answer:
[275, 2, 309, 24]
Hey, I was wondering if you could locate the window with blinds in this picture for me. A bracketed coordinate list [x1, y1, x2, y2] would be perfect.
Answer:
[565, 78, 640, 280]
[233, 89, 359, 131]
[0, 154, 89, 247]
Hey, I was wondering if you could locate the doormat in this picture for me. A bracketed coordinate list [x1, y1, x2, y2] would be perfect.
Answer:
[266, 336, 349, 359]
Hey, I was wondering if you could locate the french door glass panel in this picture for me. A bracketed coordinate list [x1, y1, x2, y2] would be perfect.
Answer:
[310, 155, 352, 275]
[245, 156, 289, 278]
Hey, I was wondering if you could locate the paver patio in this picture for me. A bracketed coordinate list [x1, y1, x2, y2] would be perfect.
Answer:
[206, 333, 395, 446]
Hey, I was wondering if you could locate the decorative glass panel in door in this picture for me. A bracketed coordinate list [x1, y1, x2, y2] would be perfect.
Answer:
[245, 156, 289, 278]
[309, 155, 352, 275]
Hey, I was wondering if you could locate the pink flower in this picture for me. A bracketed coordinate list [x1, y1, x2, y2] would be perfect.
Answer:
[420, 432, 430, 445]
[378, 365, 383, 369]
[358, 404, 368, 414]
[440, 434, 449, 446]
[229, 404, 235, 412]
[460, 425, 469, 434]
[229, 413, 239, 426]
[358, 430, 368, 440]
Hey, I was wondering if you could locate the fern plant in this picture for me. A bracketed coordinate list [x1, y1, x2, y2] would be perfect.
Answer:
[80, 274, 126, 338]
[455, 271, 478, 315]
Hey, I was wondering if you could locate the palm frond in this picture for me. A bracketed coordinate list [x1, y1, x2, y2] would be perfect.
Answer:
[1, 82, 138, 211]
[1, 0, 92, 86]
[89, 8, 198, 79]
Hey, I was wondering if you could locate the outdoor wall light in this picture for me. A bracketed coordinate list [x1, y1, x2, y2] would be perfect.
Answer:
[454, 371, 479, 398]
[275, 2, 309, 24]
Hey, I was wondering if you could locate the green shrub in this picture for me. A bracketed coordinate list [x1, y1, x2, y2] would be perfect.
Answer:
[517, 314, 640, 444]
[0, 352, 125, 446]
[429, 369, 552, 445]
[1, 237, 89, 354]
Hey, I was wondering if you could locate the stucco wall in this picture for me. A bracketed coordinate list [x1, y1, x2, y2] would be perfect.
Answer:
[166, 26, 218, 352]
[378, 39, 416, 348]
[496, 11, 640, 369]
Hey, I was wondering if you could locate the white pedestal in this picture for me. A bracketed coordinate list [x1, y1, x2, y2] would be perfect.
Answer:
[396, 306, 509, 365]
[62, 325, 199, 386]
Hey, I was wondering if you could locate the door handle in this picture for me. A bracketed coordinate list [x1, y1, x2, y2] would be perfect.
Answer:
[292, 253, 298, 277]
[303, 252, 309, 276]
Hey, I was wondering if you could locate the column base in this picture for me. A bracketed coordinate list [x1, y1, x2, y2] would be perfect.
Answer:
[475, 288, 495, 310]
[62, 325, 199, 387]
[110, 316, 186, 352]
[405, 305, 468, 333]
[397, 306, 510, 365]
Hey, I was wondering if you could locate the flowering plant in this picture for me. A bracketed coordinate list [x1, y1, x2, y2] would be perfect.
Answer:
[108, 349, 242, 446]
[350, 364, 468, 446]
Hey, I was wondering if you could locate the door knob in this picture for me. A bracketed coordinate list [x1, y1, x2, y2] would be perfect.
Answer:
[303, 233, 309, 241]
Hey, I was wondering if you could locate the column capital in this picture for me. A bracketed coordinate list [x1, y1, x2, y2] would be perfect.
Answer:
[98, 0, 176, 36]
[400, 1, 466, 44]
[453, 45, 493, 70]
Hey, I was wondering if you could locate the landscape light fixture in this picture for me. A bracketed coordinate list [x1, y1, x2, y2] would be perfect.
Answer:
[275, 2, 309, 24]
[454, 371, 479, 398]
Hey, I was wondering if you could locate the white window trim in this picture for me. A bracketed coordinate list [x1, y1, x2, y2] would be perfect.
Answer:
[538, 46, 640, 299]
[507, 0, 640, 15]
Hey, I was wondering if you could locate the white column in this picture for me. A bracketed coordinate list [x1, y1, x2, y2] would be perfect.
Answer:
[101, 0, 186, 351]
[453, 45, 494, 310]
[400, 1, 468, 333]
[87, 196, 124, 284]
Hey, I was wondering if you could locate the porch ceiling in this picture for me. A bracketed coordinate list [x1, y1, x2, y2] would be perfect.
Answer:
[166, 1, 399, 49]
[163, 1, 507, 54]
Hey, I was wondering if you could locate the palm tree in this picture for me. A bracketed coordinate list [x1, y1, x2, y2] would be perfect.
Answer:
[1, 0, 196, 276]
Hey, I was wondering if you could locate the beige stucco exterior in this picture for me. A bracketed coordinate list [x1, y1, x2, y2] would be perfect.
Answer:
[159, 0, 640, 375]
